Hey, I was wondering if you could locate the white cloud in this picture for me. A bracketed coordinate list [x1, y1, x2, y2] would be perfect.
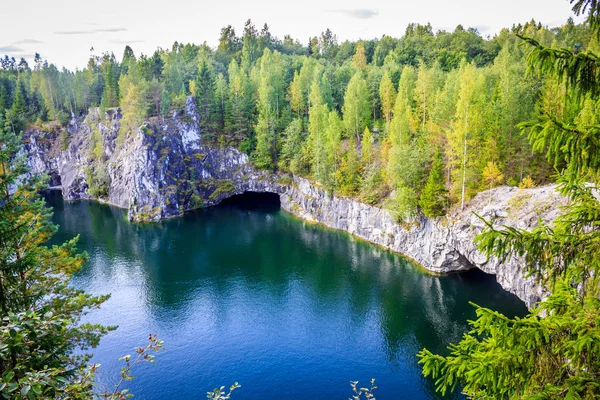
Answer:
[326, 9, 379, 19]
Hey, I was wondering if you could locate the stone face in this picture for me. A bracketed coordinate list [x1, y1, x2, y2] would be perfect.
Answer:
[23, 96, 566, 307]
[276, 178, 567, 308]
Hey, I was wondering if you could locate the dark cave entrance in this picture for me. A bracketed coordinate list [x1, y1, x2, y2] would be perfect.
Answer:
[217, 191, 281, 212]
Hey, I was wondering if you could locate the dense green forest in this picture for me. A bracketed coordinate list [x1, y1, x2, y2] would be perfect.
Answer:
[0, 18, 595, 219]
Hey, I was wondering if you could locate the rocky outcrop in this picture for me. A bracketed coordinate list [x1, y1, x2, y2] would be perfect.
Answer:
[277, 178, 566, 308]
[23, 97, 566, 307]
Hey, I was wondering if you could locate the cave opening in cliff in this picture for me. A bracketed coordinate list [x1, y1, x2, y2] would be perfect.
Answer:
[217, 191, 281, 212]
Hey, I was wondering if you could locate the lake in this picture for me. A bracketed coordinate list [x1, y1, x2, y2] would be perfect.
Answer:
[45, 191, 527, 399]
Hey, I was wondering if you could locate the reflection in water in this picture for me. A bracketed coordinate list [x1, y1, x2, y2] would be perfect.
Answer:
[45, 191, 527, 399]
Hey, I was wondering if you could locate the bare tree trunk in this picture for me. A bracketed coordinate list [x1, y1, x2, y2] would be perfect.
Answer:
[461, 136, 467, 211]
[461, 105, 469, 211]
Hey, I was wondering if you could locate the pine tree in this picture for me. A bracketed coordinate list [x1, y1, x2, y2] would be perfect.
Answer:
[414, 61, 443, 132]
[419, 150, 448, 217]
[324, 110, 343, 189]
[279, 118, 306, 173]
[195, 61, 217, 131]
[447, 62, 485, 210]
[386, 65, 427, 192]
[11, 76, 28, 118]
[241, 19, 259, 71]
[336, 135, 361, 196]
[0, 78, 9, 119]
[100, 53, 119, 109]
[214, 73, 228, 132]
[118, 75, 149, 145]
[227, 60, 254, 141]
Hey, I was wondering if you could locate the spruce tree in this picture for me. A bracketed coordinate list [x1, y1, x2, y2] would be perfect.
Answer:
[419, 150, 448, 218]
[195, 61, 217, 132]
[11, 77, 28, 118]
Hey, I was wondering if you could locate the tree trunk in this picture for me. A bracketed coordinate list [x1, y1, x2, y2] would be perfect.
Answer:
[461, 136, 467, 211]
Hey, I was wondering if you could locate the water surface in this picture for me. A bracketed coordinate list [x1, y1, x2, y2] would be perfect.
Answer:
[45, 191, 527, 399]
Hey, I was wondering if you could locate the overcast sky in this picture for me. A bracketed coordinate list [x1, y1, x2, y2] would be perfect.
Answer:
[0, 0, 580, 70]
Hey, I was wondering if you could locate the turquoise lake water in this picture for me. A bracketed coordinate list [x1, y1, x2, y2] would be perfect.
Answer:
[45, 191, 527, 399]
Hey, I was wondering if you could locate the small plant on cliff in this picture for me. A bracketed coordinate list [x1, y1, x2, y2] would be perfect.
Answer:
[482, 161, 504, 204]
[417, 1, 600, 397]
[85, 164, 111, 198]
[209, 180, 235, 201]
[190, 193, 204, 209]
[60, 130, 70, 151]
[518, 175, 535, 189]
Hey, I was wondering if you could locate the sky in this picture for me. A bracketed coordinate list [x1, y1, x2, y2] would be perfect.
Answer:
[0, 0, 580, 70]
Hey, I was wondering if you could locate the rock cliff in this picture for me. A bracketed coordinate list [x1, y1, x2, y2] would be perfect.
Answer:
[278, 177, 565, 308]
[23, 97, 566, 307]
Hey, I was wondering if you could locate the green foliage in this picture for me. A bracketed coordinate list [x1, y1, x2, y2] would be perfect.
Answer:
[379, 71, 396, 124]
[118, 73, 149, 145]
[190, 193, 204, 209]
[85, 164, 110, 198]
[207, 383, 241, 400]
[209, 180, 235, 200]
[388, 184, 418, 223]
[417, 2, 600, 398]
[60, 130, 69, 151]
[359, 163, 386, 205]
[335, 137, 361, 196]
[360, 127, 373, 165]
[519, 175, 535, 189]
[419, 150, 448, 218]
[99, 334, 164, 399]
[0, 128, 111, 398]
[418, 282, 600, 398]
[342, 72, 371, 140]
[194, 61, 218, 131]
[252, 48, 286, 169]
[279, 118, 307, 173]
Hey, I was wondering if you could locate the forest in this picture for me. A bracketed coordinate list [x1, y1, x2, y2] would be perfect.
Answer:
[0, 18, 595, 219]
